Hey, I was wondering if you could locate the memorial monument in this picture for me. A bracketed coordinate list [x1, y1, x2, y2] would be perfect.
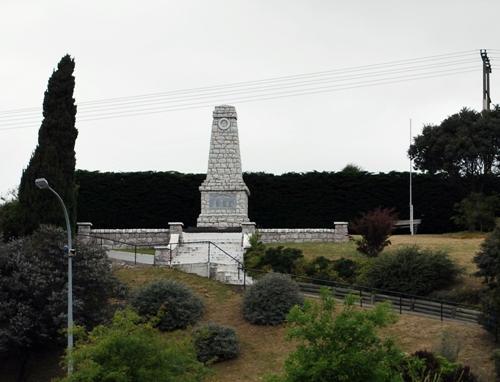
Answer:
[197, 105, 250, 228]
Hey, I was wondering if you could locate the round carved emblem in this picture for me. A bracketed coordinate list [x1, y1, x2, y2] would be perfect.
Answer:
[218, 118, 230, 130]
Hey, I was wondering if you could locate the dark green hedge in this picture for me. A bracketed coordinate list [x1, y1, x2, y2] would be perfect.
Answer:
[75, 170, 500, 233]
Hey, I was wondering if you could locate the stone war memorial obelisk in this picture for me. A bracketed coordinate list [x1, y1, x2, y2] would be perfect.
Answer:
[197, 105, 250, 228]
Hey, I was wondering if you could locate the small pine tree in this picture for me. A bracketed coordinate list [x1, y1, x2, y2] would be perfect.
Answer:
[16, 55, 78, 236]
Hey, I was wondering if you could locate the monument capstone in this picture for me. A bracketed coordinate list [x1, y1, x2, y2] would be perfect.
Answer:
[197, 105, 250, 228]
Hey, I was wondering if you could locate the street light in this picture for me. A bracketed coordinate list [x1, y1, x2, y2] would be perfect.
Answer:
[35, 178, 74, 375]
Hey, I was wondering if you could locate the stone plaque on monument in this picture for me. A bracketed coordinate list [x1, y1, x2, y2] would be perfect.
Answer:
[197, 105, 250, 228]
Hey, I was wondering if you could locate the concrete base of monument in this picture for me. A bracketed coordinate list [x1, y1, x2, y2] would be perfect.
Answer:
[196, 214, 250, 229]
[158, 232, 253, 285]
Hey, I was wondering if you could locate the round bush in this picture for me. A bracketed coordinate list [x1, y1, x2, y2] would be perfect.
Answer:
[364, 246, 460, 295]
[243, 273, 304, 325]
[131, 279, 204, 331]
[193, 323, 239, 363]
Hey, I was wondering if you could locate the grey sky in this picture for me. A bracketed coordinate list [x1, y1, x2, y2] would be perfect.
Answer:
[1, 0, 499, 195]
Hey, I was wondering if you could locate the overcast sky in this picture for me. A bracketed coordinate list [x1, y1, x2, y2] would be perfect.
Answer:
[1, 0, 500, 196]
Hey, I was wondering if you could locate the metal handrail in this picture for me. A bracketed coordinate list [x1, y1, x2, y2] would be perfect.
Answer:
[80, 233, 480, 319]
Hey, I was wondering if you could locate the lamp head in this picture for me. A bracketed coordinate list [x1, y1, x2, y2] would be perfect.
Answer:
[35, 178, 49, 190]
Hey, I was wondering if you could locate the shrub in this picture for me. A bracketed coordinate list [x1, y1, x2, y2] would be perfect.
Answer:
[303, 256, 338, 282]
[429, 287, 481, 306]
[403, 350, 478, 382]
[244, 233, 266, 271]
[243, 273, 303, 325]
[260, 246, 304, 274]
[267, 290, 403, 382]
[351, 207, 398, 257]
[193, 323, 239, 363]
[245, 237, 304, 275]
[332, 257, 359, 282]
[56, 309, 207, 382]
[0, 225, 122, 355]
[363, 246, 460, 295]
[442, 365, 478, 382]
[494, 349, 500, 378]
[131, 279, 204, 331]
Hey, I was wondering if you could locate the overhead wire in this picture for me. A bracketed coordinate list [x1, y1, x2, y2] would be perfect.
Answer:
[0, 50, 478, 118]
[0, 67, 480, 132]
[0, 57, 479, 125]
[0, 50, 487, 132]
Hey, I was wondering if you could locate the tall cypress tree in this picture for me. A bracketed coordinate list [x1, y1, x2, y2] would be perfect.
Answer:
[17, 55, 78, 236]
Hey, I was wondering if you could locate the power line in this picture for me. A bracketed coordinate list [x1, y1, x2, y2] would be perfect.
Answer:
[0, 66, 479, 132]
[0, 58, 480, 125]
[0, 50, 478, 118]
[0, 65, 479, 128]
[0, 59, 478, 126]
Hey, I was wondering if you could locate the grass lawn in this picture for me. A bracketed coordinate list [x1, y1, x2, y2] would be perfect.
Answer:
[114, 266, 497, 382]
[4, 262, 496, 381]
[272, 233, 488, 300]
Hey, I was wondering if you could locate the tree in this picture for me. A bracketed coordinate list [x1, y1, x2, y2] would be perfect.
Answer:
[452, 192, 499, 232]
[340, 163, 365, 175]
[473, 224, 500, 333]
[15, 55, 78, 237]
[56, 309, 207, 382]
[408, 107, 500, 177]
[267, 290, 404, 382]
[0, 225, 122, 357]
[351, 207, 398, 257]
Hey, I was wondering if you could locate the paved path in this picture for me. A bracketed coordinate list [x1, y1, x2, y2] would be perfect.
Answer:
[108, 249, 155, 265]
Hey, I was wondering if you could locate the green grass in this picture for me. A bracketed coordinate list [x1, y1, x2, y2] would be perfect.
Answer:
[3, 260, 496, 382]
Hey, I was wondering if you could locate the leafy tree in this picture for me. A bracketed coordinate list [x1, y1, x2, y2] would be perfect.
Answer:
[340, 163, 365, 175]
[452, 192, 499, 232]
[56, 309, 207, 382]
[0, 225, 122, 356]
[408, 107, 500, 177]
[351, 207, 398, 257]
[267, 290, 404, 382]
[474, 224, 500, 284]
[473, 225, 500, 333]
[14, 55, 78, 237]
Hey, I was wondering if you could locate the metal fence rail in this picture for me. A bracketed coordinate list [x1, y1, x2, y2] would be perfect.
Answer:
[79, 233, 482, 325]
[297, 282, 480, 323]
[243, 267, 482, 325]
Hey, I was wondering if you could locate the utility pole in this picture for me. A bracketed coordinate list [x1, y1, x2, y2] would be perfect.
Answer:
[409, 118, 414, 236]
[481, 49, 492, 111]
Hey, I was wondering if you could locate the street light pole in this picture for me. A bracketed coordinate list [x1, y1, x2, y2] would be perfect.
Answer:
[34, 178, 74, 375]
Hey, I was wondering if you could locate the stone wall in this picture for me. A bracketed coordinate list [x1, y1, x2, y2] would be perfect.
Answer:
[258, 228, 348, 243]
[77, 221, 349, 247]
[77, 223, 169, 247]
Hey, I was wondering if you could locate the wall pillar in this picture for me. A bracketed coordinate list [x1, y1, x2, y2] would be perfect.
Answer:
[334, 221, 348, 236]
[241, 222, 256, 235]
[77, 222, 93, 236]
[168, 222, 184, 242]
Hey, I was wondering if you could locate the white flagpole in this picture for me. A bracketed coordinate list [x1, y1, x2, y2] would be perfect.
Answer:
[409, 118, 414, 236]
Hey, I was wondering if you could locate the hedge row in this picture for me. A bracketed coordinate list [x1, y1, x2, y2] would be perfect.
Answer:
[75, 170, 500, 233]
